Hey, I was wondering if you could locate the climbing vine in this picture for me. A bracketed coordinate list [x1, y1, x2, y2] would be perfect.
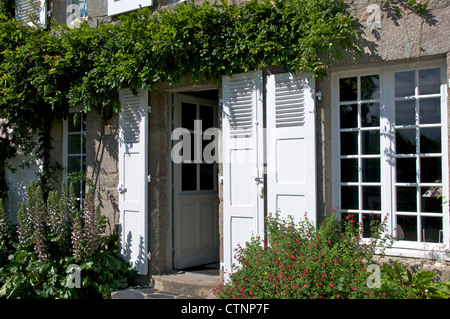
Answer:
[0, 0, 361, 197]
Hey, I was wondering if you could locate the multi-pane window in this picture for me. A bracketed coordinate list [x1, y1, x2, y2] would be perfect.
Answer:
[180, 102, 217, 192]
[338, 74, 382, 237]
[394, 67, 444, 243]
[335, 63, 448, 247]
[67, 112, 86, 208]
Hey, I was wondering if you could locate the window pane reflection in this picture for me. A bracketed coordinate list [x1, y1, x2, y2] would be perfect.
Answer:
[419, 68, 440, 95]
[361, 75, 380, 100]
[395, 100, 416, 125]
[339, 77, 357, 102]
[361, 103, 380, 127]
[340, 105, 358, 128]
[341, 186, 358, 210]
[397, 187, 417, 212]
[420, 127, 441, 154]
[395, 70, 415, 97]
[397, 215, 417, 241]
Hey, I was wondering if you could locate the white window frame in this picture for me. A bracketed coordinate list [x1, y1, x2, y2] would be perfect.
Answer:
[62, 110, 86, 207]
[108, 0, 153, 16]
[331, 60, 449, 259]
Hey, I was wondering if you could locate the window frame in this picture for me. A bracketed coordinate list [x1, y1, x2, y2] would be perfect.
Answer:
[62, 110, 87, 208]
[107, 0, 153, 16]
[331, 60, 449, 257]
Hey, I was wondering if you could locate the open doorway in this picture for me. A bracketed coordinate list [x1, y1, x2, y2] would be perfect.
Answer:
[172, 89, 220, 276]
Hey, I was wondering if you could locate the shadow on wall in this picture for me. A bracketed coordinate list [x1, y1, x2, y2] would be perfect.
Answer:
[335, 1, 437, 66]
[120, 225, 147, 273]
[87, 112, 119, 234]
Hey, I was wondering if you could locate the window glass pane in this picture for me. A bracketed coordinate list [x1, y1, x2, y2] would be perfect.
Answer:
[361, 103, 380, 127]
[339, 77, 357, 102]
[200, 105, 214, 129]
[396, 128, 416, 154]
[420, 127, 441, 154]
[181, 102, 197, 131]
[395, 70, 415, 97]
[341, 159, 358, 182]
[419, 98, 441, 124]
[182, 164, 197, 191]
[341, 186, 358, 210]
[68, 156, 81, 173]
[396, 215, 417, 241]
[68, 113, 80, 132]
[397, 187, 417, 212]
[200, 164, 214, 190]
[340, 105, 357, 128]
[340, 132, 358, 155]
[396, 158, 416, 183]
[421, 186, 442, 213]
[362, 158, 380, 182]
[420, 157, 441, 183]
[419, 68, 440, 95]
[361, 75, 380, 100]
[363, 186, 381, 211]
[421, 216, 442, 243]
[362, 213, 381, 238]
[395, 100, 416, 126]
[362, 130, 380, 155]
[72, 180, 81, 199]
[68, 134, 81, 154]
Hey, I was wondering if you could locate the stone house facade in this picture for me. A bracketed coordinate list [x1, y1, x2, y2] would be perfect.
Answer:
[7, 0, 450, 280]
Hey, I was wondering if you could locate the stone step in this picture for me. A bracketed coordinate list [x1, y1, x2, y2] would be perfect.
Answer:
[152, 272, 221, 299]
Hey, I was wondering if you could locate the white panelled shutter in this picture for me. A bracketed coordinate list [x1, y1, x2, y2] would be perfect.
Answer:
[118, 88, 149, 275]
[15, 0, 47, 27]
[266, 73, 316, 225]
[222, 70, 264, 278]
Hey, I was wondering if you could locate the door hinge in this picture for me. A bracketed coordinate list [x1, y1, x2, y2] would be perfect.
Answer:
[147, 174, 151, 183]
[315, 91, 322, 101]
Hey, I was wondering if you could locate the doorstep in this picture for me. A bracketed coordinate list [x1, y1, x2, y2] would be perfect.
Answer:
[151, 271, 221, 299]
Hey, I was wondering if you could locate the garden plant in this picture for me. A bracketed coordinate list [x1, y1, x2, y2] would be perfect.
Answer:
[214, 213, 450, 299]
[0, 180, 136, 299]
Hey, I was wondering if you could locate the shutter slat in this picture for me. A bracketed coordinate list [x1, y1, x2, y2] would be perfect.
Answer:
[274, 79, 307, 128]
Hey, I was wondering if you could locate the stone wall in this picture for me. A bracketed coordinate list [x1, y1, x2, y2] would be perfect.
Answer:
[85, 111, 119, 235]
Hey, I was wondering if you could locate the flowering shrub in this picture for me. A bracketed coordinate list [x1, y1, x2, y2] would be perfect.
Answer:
[214, 213, 448, 299]
[0, 181, 136, 299]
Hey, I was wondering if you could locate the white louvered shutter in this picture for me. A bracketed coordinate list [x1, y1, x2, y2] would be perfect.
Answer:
[222, 70, 264, 278]
[15, 0, 47, 27]
[266, 72, 317, 225]
[118, 88, 149, 275]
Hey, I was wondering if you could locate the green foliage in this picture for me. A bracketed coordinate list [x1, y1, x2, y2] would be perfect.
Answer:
[213, 213, 448, 299]
[0, 181, 137, 299]
[0, 0, 14, 19]
[380, 262, 450, 299]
